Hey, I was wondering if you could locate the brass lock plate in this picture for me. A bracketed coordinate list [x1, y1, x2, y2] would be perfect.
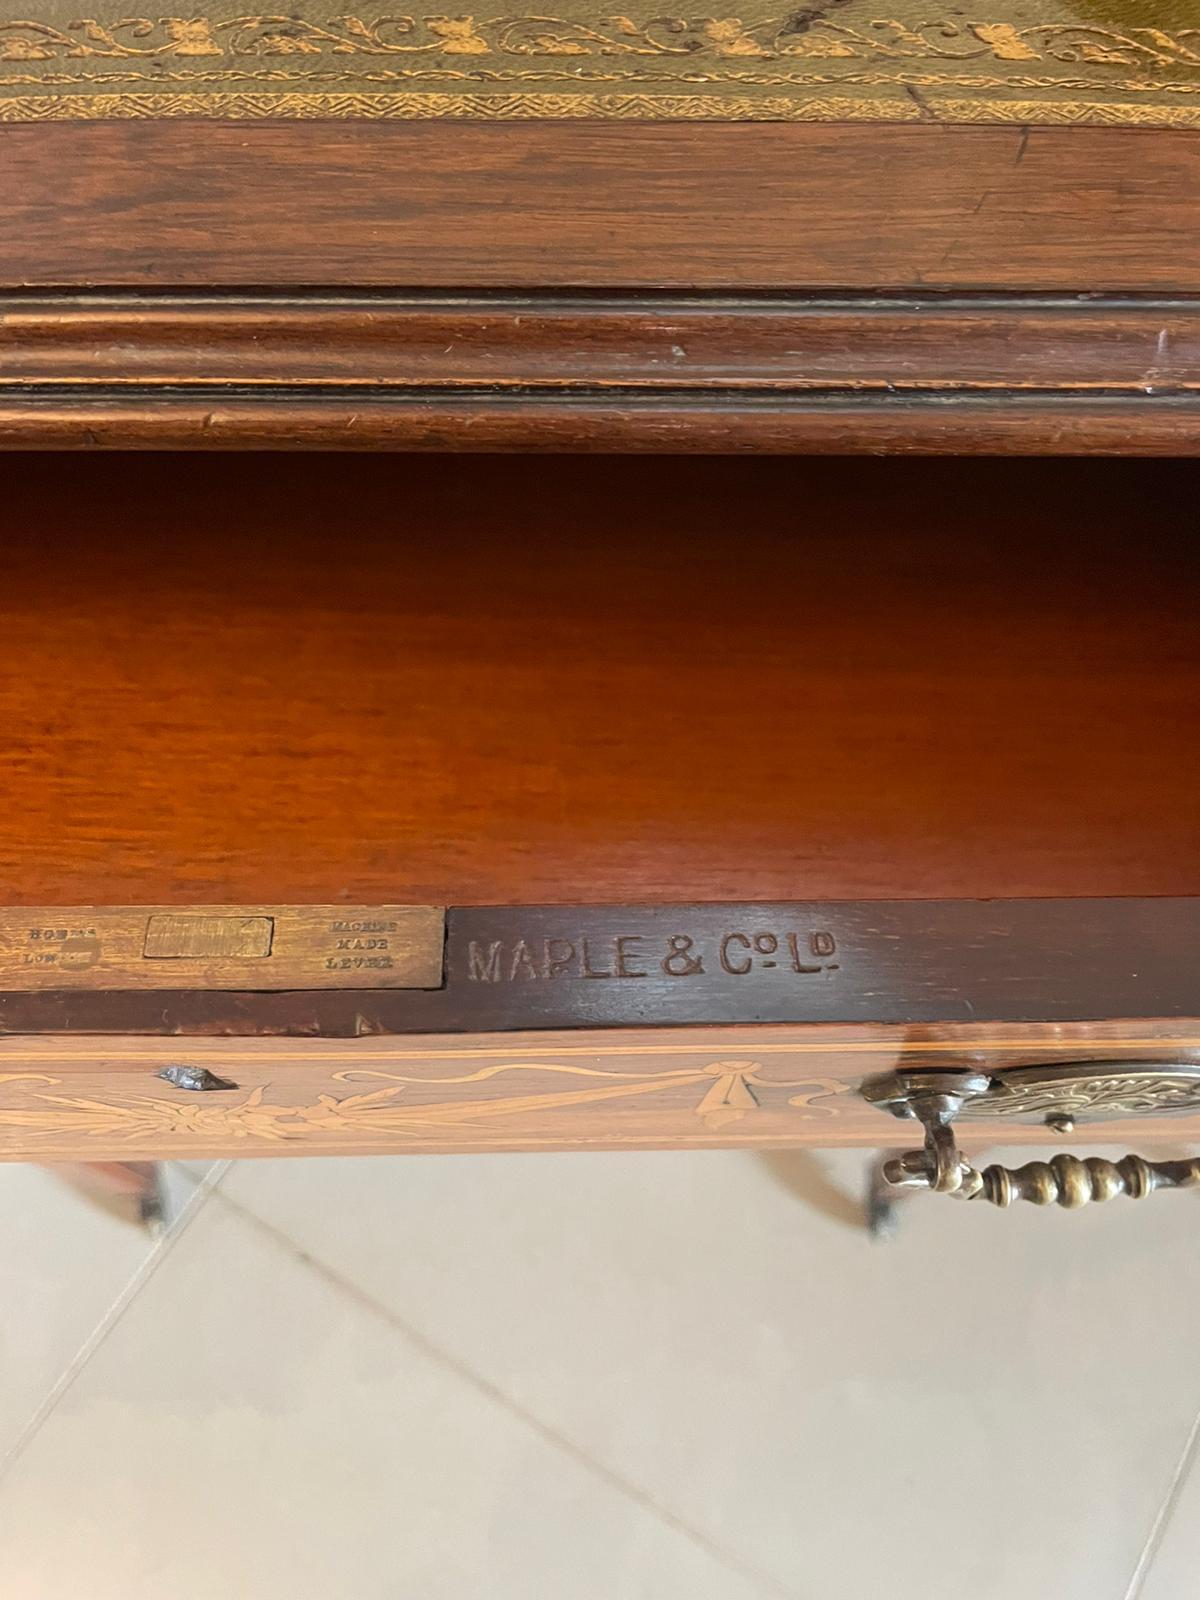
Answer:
[862, 1061, 1200, 1126]
[0, 905, 445, 990]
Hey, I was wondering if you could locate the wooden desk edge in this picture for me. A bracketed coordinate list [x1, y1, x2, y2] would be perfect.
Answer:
[3, 290, 1200, 454]
[5, 122, 1200, 451]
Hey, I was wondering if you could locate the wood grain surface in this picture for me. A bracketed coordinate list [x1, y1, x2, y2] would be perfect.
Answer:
[8, 394, 1200, 454]
[0, 452, 1197, 907]
[2, 124, 1199, 291]
[9, 292, 1200, 390]
[5, 291, 1200, 454]
[0, 1021, 1198, 1162]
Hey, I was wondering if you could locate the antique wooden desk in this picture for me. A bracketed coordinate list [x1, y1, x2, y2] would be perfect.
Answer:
[1, 2, 1199, 1214]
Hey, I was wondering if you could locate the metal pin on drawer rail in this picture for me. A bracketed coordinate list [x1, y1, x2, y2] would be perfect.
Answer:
[157, 1064, 238, 1092]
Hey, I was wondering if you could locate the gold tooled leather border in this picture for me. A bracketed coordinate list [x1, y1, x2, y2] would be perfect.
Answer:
[5, 11, 1200, 123]
[4, 90, 1200, 122]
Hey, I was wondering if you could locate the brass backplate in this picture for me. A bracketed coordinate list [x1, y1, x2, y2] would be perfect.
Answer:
[863, 1061, 1200, 1125]
[0, 906, 445, 991]
[970, 1062, 1200, 1122]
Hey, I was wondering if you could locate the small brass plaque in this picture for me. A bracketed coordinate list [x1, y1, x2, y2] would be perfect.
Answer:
[144, 915, 275, 960]
[0, 906, 444, 991]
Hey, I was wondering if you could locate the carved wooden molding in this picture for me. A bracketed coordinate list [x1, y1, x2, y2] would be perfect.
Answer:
[4, 290, 1200, 452]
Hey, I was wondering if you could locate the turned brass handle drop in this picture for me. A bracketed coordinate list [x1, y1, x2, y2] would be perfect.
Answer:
[885, 1145, 1200, 1208]
[862, 1063, 1200, 1214]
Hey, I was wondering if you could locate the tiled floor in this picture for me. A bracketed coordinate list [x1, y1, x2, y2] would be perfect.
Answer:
[1, 1148, 1197, 1598]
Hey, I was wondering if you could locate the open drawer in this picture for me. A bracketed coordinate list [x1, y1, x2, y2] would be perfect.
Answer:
[2, 449, 1199, 1199]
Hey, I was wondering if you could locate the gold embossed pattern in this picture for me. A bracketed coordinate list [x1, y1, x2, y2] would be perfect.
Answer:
[1, 5, 1199, 121]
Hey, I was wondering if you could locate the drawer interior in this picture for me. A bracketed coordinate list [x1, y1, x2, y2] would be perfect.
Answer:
[3, 451, 1196, 906]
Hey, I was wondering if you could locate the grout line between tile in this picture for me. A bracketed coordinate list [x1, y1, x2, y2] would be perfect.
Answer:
[211, 1183, 801, 1600]
[1121, 1400, 1200, 1600]
[0, 1160, 231, 1490]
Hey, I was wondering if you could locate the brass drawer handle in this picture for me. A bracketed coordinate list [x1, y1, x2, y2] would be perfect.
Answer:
[888, 1141, 1200, 1209]
[863, 1064, 1200, 1210]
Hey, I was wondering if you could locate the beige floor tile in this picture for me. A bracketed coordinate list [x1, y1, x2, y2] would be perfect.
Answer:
[219, 1146, 1200, 1600]
[159, 1161, 219, 1224]
[173, 1160, 219, 1187]
[0, 1163, 169, 1460]
[0, 1193, 776, 1600]
[1129, 1418, 1200, 1600]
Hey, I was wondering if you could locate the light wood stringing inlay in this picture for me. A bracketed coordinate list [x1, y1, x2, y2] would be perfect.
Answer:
[0, 1022, 1197, 1162]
